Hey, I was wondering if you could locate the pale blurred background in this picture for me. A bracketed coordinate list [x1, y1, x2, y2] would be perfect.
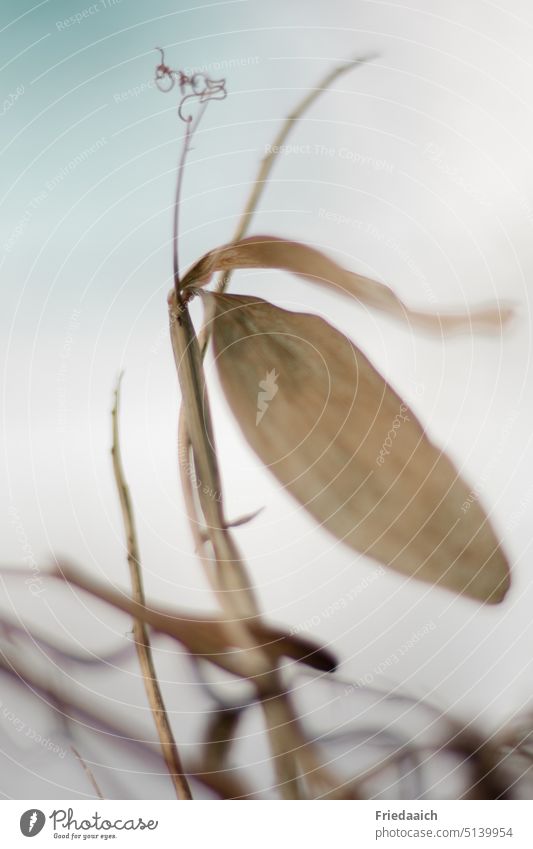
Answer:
[1, 0, 532, 798]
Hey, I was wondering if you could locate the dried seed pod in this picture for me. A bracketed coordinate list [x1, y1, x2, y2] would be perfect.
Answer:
[206, 292, 510, 603]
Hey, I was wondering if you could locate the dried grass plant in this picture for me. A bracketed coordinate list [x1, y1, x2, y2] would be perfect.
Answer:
[2, 50, 531, 801]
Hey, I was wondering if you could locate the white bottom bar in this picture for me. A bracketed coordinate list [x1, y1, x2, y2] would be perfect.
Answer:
[2, 800, 533, 847]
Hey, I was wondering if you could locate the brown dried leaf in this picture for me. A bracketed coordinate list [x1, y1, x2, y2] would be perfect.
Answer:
[207, 293, 510, 603]
[182, 236, 513, 332]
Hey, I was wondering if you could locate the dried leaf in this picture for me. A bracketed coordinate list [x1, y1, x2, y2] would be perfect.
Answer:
[182, 236, 513, 333]
[206, 293, 510, 603]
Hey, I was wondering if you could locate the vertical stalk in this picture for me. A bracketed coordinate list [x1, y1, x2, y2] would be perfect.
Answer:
[112, 377, 192, 800]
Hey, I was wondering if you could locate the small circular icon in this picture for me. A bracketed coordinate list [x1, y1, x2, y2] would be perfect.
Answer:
[20, 810, 46, 837]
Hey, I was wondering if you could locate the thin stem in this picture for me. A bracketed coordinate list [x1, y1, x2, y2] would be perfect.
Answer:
[71, 746, 105, 799]
[215, 53, 376, 297]
[111, 375, 192, 800]
[172, 105, 208, 300]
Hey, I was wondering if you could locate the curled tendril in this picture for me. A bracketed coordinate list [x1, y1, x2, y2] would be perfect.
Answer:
[154, 47, 227, 122]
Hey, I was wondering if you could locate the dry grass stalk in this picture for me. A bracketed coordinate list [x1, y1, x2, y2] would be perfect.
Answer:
[111, 377, 192, 799]
[168, 301, 307, 796]
[169, 293, 326, 799]
[212, 54, 376, 298]
[171, 275, 357, 797]
[71, 746, 105, 799]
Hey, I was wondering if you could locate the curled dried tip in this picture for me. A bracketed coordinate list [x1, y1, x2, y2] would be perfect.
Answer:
[154, 46, 177, 92]
[154, 47, 227, 122]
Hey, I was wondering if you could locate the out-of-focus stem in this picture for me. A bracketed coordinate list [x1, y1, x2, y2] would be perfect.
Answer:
[111, 377, 192, 800]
